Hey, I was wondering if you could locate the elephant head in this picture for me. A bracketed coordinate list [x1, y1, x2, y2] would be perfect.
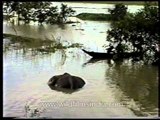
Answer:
[48, 73, 85, 92]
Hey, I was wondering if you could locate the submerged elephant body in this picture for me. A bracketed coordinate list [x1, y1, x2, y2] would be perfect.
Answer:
[48, 73, 85, 90]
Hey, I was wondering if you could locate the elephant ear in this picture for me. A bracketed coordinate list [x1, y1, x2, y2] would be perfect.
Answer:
[48, 75, 62, 86]
[72, 76, 85, 88]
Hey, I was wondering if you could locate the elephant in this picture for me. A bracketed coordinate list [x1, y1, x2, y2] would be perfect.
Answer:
[48, 73, 85, 90]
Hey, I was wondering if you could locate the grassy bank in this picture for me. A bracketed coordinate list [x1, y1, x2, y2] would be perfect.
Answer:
[76, 13, 112, 21]
[64, 1, 158, 6]
[3, 33, 83, 53]
[3, 34, 53, 43]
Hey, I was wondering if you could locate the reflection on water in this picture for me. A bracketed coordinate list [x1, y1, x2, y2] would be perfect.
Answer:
[3, 38, 158, 118]
[48, 85, 81, 94]
[104, 60, 158, 116]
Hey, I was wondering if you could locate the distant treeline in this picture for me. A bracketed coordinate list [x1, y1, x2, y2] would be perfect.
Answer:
[64, 1, 158, 6]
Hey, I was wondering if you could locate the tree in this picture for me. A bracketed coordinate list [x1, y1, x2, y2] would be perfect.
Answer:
[3, 2, 76, 25]
[3, 2, 13, 15]
[106, 3, 159, 64]
[20, 2, 51, 23]
[3, 2, 22, 21]
[31, 2, 51, 24]
[46, 6, 59, 24]
[3, 2, 52, 24]
[108, 3, 128, 21]
[58, 3, 75, 23]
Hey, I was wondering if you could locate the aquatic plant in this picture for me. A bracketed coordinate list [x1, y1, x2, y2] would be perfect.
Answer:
[3, 33, 83, 54]
[24, 104, 41, 118]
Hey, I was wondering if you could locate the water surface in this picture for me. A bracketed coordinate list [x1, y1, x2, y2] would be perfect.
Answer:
[3, 3, 158, 118]
[3, 45, 158, 118]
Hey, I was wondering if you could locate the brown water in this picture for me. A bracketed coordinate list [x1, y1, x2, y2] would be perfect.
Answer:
[3, 5, 159, 118]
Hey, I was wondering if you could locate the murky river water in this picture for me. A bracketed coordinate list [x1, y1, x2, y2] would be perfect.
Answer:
[3, 2, 158, 118]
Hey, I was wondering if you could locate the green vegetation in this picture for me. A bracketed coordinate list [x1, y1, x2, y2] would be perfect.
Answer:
[108, 3, 127, 21]
[105, 3, 159, 65]
[3, 2, 75, 24]
[3, 34, 53, 43]
[76, 3, 127, 21]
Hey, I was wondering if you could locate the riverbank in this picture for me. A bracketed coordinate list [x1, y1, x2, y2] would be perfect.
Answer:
[3, 33, 83, 53]
[76, 13, 112, 21]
